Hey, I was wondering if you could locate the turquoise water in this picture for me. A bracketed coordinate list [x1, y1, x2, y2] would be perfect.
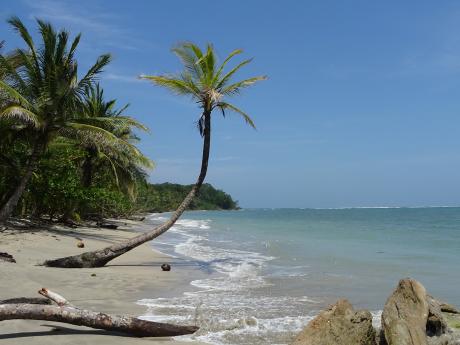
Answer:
[139, 207, 460, 344]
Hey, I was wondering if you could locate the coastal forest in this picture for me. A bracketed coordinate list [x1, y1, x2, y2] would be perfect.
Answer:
[0, 18, 239, 223]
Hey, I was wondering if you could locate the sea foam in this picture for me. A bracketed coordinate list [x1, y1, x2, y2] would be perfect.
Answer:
[138, 213, 318, 344]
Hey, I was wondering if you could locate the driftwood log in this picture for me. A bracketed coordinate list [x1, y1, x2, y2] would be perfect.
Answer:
[0, 288, 198, 337]
[0, 297, 51, 305]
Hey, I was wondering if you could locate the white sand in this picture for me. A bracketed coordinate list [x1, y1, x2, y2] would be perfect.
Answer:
[0, 220, 208, 345]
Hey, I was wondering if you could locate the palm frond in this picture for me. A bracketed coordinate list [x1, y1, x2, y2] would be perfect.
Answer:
[0, 54, 28, 91]
[212, 49, 243, 85]
[140, 75, 199, 97]
[66, 33, 81, 66]
[78, 116, 149, 132]
[221, 76, 267, 96]
[62, 122, 120, 146]
[0, 80, 33, 109]
[172, 43, 203, 79]
[7, 17, 40, 70]
[78, 54, 111, 91]
[216, 58, 253, 89]
[0, 105, 41, 127]
[216, 102, 256, 129]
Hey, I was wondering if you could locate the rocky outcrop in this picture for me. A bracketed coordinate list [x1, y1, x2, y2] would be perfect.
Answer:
[292, 279, 460, 345]
[381, 278, 460, 345]
[381, 278, 429, 345]
[291, 299, 376, 345]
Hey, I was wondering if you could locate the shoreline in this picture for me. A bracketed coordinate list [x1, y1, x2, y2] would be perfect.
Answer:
[0, 220, 209, 345]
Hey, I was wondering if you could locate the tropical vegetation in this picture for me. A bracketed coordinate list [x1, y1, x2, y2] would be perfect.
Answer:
[0, 18, 242, 225]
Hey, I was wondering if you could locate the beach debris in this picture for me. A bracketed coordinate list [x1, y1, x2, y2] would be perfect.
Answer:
[76, 240, 84, 248]
[91, 273, 96, 277]
[291, 299, 376, 345]
[0, 252, 16, 263]
[0, 288, 199, 337]
[96, 221, 118, 229]
[161, 263, 171, 271]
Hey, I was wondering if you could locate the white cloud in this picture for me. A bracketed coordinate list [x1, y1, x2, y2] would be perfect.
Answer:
[22, 0, 144, 50]
[104, 73, 141, 83]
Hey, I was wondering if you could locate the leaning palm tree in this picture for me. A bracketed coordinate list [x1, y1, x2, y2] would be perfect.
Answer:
[44, 42, 266, 268]
[0, 17, 111, 222]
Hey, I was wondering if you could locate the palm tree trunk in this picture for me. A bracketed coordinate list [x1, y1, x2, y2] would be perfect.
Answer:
[44, 111, 212, 268]
[0, 143, 42, 223]
[82, 150, 95, 188]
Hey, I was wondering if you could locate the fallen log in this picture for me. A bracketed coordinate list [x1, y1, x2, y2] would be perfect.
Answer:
[0, 288, 198, 337]
[0, 297, 51, 305]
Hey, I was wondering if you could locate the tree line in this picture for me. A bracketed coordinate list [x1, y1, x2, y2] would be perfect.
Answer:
[137, 182, 239, 213]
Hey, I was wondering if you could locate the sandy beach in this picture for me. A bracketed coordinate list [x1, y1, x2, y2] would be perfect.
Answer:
[0, 220, 208, 345]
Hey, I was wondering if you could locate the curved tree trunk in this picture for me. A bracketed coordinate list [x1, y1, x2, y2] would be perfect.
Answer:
[44, 111, 212, 268]
[0, 143, 42, 223]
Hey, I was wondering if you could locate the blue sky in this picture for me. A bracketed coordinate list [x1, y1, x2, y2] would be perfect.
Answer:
[2, 1, 460, 208]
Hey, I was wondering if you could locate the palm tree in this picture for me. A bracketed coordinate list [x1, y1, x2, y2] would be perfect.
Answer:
[57, 84, 153, 221]
[77, 84, 153, 192]
[44, 42, 266, 268]
[0, 17, 111, 222]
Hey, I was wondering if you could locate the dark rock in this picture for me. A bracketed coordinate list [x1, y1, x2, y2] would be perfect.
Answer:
[440, 303, 460, 315]
[0, 252, 16, 263]
[161, 264, 171, 272]
[77, 241, 85, 248]
[427, 296, 448, 337]
[291, 299, 376, 345]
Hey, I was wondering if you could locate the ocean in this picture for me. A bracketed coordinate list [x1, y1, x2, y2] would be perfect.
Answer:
[138, 207, 460, 345]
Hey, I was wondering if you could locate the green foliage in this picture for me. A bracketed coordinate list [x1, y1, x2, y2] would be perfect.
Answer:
[0, 18, 151, 221]
[20, 146, 133, 219]
[136, 182, 239, 212]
